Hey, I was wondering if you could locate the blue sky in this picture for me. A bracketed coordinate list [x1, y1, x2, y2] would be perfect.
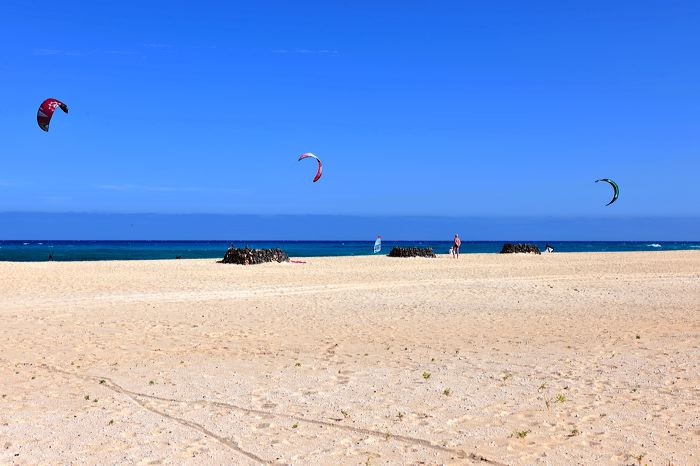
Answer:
[1, 1, 699, 236]
[3, 213, 700, 241]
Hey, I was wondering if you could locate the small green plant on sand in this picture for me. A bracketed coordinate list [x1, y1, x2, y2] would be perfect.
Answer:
[93, 398, 98, 403]
[397, 411, 404, 420]
[443, 388, 451, 396]
[636, 334, 641, 340]
[84, 395, 90, 400]
[502, 372, 513, 381]
[149, 380, 155, 385]
[422, 371, 431, 380]
[555, 394, 567, 403]
[341, 409, 349, 418]
[511, 429, 530, 439]
[633, 453, 645, 466]
[538, 382, 546, 391]
[292, 422, 298, 429]
[99, 380, 106, 385]
[568, 428, 579, 437]
[108, 420, 114, 426]
[294, 362, 301, 367]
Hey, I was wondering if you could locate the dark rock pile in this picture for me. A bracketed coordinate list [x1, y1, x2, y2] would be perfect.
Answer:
[219, 246, 289, 265]
[388, 247, 436, 258]
[500, 243, 541, 254]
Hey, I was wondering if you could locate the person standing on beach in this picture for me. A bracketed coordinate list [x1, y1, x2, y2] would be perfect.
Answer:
[452, 234, 461, 258]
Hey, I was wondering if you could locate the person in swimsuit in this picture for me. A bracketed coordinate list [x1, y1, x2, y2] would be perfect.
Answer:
[452, 234, 461, 258]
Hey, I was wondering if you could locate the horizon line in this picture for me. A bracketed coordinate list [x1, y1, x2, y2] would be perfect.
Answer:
[3, 212, 700, 219]
[2, 239, 698, 243]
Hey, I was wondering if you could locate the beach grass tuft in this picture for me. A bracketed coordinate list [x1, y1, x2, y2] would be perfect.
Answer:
[422, 371, 431, 380]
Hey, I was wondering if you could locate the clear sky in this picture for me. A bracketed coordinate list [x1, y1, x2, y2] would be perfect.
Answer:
[1, 1, 699, 236]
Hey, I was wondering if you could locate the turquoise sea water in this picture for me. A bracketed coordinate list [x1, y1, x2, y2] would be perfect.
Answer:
[0, 240, 698, 262]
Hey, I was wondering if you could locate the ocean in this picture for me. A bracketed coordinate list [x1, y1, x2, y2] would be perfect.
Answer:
[0, 240, 698, 262]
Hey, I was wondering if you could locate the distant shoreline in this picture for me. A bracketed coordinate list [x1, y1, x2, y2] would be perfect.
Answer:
[1, 241, 699, 262]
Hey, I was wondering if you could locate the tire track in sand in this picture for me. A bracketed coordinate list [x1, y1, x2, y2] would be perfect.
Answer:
[39, 364, 505, 465]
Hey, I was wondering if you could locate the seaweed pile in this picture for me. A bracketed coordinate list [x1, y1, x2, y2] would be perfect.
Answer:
[499, 243, 541, 254]
[219, 246, 289, 265]
[388, 247, 436, 258]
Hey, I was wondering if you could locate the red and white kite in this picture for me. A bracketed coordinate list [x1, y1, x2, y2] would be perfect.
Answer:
[298, 152, 322, 182]
[37, 98, 69, 132]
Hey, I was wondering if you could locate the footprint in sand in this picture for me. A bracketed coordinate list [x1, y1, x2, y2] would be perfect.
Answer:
[334, 375, 350, 385]
[183, 437, 211, 458]
[137, 459, 163, 465]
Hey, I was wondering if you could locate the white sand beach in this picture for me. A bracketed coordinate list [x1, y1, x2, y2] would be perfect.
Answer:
[1, 252, 699, 465]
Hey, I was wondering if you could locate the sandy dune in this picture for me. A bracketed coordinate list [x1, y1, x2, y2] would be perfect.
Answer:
[1, 252, 699, 465]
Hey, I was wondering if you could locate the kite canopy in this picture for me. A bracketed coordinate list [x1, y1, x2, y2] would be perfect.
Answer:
[37, 98, 69, 132]
[298, 152, 322, 182]
[595, 178, 619, 206]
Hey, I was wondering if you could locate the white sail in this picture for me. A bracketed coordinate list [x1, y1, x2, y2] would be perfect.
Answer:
[373, 236, 382, 254]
